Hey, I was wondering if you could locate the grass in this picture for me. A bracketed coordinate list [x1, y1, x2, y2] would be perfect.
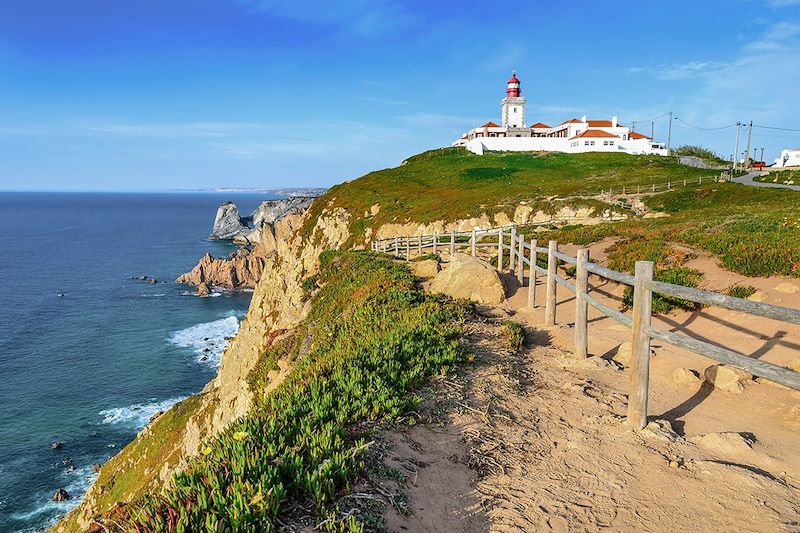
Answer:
[674, 145, 729, 167]
[533, 183, 800, 278]
[754, 170, 800, 185]
[622, 267, 703, 314]
[300, 148, 712, 247]
[109, 251, 470, 532]
[503, 322, 526, 352]
[728, 285, 757, 299]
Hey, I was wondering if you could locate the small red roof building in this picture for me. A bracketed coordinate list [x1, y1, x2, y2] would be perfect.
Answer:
[569, 129, 619, 140]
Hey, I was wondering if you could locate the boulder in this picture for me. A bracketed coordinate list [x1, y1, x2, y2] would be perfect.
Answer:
[428, 254, 505, 304]
[704, 364, 752, 393]
[92, 463, 102, 473]
[177, 248, 265, 290]
[673, 367, 702, 388]
[689, 432, 754, 455]
[52, 488, 70, 502]
[411, 259, 440, 278]
[641, 419, 679, 442]
[612, 342, 655, 367]
[51, 441, 63, 450]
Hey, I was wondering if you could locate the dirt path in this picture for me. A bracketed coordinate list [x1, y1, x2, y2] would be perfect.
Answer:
[379, 251, 800, 532]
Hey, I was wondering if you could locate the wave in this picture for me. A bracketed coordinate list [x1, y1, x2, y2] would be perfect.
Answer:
[10, 464, 99, 530]
[169, 315, 240, 367]
[99, 396, 187, 428]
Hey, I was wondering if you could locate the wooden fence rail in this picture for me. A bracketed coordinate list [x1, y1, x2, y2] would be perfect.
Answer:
[371, 225, 800, 429]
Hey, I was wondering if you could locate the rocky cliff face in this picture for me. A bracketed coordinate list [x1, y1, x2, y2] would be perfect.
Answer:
[176, 247, 266, 292]
[209, 196, 318, 244]
[53, 200, 351, 532]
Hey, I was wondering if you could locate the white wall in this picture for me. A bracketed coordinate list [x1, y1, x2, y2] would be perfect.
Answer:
[464, 136, 666, 156]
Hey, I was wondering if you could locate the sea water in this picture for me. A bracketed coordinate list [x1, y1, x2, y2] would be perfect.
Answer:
[0, 192, 272, 532]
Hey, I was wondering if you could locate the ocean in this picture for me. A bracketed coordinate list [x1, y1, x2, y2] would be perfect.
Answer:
[0, 192, 272, 532]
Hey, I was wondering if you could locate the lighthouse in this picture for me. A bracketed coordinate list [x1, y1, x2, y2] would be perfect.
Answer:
[501, 70, 526, 128]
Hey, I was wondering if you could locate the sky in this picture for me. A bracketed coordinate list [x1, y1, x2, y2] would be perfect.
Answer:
[0, 0, 799, 191]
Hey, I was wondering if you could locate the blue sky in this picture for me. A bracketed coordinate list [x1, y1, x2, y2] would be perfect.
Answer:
[1, 0, 799, 191]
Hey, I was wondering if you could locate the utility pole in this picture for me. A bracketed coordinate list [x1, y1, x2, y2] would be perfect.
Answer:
[760, 147, 765, 163]
[651, 121, 654, 140]
[632, 120, 636, 134]
[733, 122, 742, 171]
[667, 112, 673, 155]
[743, 120, 753, 169]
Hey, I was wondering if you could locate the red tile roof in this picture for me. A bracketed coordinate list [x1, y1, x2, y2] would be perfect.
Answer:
[569, 129, 619, 140]
[560, 118, 582, 125]
[629, 131, 651, 140]
[530, 122, 551, 128]
[587, 120, 613, 127]
[479, 121, 501, 128]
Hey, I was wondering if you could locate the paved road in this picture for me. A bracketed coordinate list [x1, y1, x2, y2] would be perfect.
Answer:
[733, 170, 800, 191]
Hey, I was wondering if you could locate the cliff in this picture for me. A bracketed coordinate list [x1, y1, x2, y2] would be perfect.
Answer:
[175, 247, 266, 292]
[209, 196, 317, 244]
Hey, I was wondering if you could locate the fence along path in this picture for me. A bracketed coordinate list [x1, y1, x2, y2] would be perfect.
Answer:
[371, 226, 800, 429]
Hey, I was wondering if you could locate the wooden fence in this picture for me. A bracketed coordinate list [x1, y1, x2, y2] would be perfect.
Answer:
[600, 174, 722, 198]
[372, 226, 800, 428]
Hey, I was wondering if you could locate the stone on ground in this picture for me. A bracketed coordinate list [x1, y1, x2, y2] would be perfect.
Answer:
[612, 341, 655, 367]
[673, 367, 702, 388]
[689, 432, 754, 455]
[429, 253, 505, 304]
[704, 364, 752, 393]
[641, 419, 679, 442]
[411, 259, 439, 278]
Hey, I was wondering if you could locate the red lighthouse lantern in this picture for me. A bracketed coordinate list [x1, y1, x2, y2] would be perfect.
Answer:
[507, 70, 521, 97]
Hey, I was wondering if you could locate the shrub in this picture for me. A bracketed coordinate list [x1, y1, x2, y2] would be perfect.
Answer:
[623, 267, 703, 314]
[121, 252, 469, 531]
[728, 285, 757, 299]
[503, 321, 526, 352]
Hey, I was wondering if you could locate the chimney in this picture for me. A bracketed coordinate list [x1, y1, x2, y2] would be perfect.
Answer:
[612, 115, 618, 128]
[580, 114, 587, 123]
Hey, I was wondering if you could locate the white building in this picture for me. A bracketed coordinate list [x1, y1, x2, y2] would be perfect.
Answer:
[773, 147, 800, 168]
[454, 71, 667, 156]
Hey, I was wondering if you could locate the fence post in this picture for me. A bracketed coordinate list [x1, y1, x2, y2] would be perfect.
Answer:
[517, 234, 525, 284]
[471, 229, 476, 256]
[622, 186, 626, 195]
[527, 238, 537, 308]
[497, 229, 504, 271]
[544, 240, 558, 326]
[683, 179, 686, 186]
[509, 225, 517, 274]
[628, 260, 654, 429]
[450, 230, 455, 255]
[652, 183, 655, 192]
[668, 181, 671, 189]
[405, 237, 410, 260]
[574, 249, 589, 358]
[432, 231, 437, 254]
[418, 234, 422, 255]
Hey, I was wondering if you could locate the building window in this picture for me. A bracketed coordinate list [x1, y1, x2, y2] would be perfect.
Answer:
[513, 108, 517, 113]
[584, 141, 590, 146]
[609, 141, 614, 145]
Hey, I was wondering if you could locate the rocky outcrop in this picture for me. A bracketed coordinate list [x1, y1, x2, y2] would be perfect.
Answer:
[210, 202, 249, 240]
[429, 254, 505, 304]
[176, 247, 266, 291]
[209, 197, 319, 244]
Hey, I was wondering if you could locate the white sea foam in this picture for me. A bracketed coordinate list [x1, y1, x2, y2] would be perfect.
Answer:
[169, 314, 240, 367]
[99, 396, 186, 428]
[11, 464, 99, 528]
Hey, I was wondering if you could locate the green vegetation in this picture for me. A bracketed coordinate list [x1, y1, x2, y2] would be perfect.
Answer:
[728, 285, 757, 299]
[533, 184, 800, 278]
[115, 252, 469, 531]
[622, 267, 703, 314]
[674, 145, 728, 167]
[503, 321, 526, 352]
[754, 170, 800, 185]
[301, 148, 712, 247]
[411, 253, 441, 263]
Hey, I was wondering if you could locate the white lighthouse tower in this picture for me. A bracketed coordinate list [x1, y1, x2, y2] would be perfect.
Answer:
[501, 70, 526, 128]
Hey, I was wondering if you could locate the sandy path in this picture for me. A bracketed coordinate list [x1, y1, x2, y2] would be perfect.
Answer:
[382, 248, 800, 532]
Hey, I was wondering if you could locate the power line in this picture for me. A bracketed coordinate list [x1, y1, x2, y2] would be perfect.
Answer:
[674, 117, 737, 131]
[753, 124, 800, 132]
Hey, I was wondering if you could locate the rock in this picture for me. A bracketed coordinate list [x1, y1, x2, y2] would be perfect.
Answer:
[774, 283, 799, 294]
[689, 432, 754, 455]
[429, 254, 506, 304]
[704, 364, 752, 393]
[411, 259, 440, 278]
[612, 342, 655, 367]
[641, 419, 679, 442]
[147, 278, 157, 284]
[51, 441, 63, 450]
[177, 248, 266, 290]
[149, 411, 164, 425]
[673, 368, 702, 388]
[52, 488, 70, 502]
[92, 463, 102, 473]
[210, 202, 250, 241]
[197, 282, 210, 297]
